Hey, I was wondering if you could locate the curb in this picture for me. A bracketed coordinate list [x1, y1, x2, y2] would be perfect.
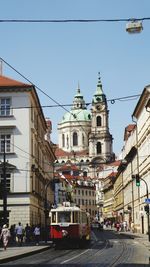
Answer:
[0, 246, 51, 264]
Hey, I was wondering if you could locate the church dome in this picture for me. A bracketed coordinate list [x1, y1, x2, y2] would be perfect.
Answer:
[61, 109, 91, 123]
[60, 85, 91, 123]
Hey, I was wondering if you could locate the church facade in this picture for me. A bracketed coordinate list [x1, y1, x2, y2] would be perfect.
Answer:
[55, 76, 115, 178]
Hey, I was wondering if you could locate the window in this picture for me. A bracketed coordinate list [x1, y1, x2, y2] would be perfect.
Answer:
[58, 211, 71, 223]
[0, 98, 11, 116]
[0, 173, 11, 195]
[62, 134, 65, 147]
[67, 135, 69, 148]
[0, 134, 11, 153]
[83, 171, 87, 177]
[51, 212, 56, 223]
[82, 134, 85, 145]
[97, 116, 101, 126]
[73, 132, 78, 146]
[97, 142, 102, 154]
[73, 211, 78, 223]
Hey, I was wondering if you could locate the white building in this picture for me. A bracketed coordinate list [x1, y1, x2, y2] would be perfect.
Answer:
[0, 75, 56, 228]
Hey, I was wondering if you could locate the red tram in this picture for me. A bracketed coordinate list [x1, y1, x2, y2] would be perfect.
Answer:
[50, 202, 91, 247]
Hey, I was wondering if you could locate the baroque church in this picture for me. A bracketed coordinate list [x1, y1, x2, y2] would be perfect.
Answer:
[55, 75, 115, 178]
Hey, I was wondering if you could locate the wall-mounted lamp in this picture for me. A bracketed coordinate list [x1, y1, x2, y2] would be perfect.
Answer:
[145, 98, 150, 112]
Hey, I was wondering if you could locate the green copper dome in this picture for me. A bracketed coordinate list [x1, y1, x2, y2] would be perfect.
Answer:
[61, 109, 91, 123]
[60, 84, 91, 123]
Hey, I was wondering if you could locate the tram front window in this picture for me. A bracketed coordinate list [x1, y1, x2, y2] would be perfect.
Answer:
[58, 212, 71, 223]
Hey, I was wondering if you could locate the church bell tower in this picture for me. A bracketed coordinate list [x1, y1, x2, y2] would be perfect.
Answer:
[89, 74, 114, 164]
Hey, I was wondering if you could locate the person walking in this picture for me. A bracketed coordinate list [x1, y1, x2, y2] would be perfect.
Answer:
[33, 224, 40, 245]
[25, 223, 31, 243]
[0, 224, 11, 250]
[15, 222, 23, 246]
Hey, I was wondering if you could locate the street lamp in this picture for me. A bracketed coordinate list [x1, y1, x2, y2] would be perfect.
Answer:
[126, 20, 143, 34]
[2, 136, 7, 225]
[140, 177, 150, 242]
[44, 179, 54, 243]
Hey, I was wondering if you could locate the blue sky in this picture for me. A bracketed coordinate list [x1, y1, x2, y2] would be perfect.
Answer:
[1, 0, 150, 156]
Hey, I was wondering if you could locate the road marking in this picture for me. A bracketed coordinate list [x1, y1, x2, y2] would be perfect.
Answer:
[61, 249, 90, 264]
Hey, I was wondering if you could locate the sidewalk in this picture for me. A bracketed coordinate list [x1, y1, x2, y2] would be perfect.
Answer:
[118, 230, 150, 249]
[104, 227, 150, 250]
[0, 241, 52, 264]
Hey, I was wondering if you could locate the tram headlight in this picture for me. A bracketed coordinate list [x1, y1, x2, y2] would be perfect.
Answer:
[62, 229, 68, 237]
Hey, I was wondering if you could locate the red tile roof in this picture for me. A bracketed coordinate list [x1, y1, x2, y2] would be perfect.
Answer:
[124, 124, 136, 141]
[55, 146, 89, 157]
[0, 75, 31, 87]
[57, 162, 79, 171]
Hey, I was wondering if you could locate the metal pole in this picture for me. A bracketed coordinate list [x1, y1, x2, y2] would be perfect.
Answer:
[44, 179, 52, 243]
[140, 177, 150, 242]
[3, 136, 7, 224]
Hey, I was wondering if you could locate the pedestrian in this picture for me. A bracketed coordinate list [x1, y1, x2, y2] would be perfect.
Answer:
[33, 224, 40, 245]
[10, 224, 16, 244]
[25, 223, 31, 243]
[116, 222, 120, 232]
[123, 221, 127, 232]
[0, 224, 11, 250]
[15, 222, 23, 246]
[131, 221, 134, 233]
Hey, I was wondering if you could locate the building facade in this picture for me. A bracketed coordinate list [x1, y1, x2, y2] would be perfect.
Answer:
[0, 75, 56, 227]
[119, 85, 150, 233]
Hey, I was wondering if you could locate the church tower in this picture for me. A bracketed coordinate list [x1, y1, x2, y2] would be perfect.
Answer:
[89, 74, 114, 164]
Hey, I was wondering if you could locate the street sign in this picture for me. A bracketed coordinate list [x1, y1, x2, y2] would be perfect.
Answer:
[145, 198, 150, 204]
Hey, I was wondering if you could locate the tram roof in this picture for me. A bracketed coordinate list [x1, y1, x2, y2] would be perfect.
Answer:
[51, 204, 82, 212]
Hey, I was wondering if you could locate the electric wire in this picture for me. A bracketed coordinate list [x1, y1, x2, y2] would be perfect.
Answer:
[0, 57, 90, 138]
[0, 17, 149, 23]
[6, 94, 141, 110]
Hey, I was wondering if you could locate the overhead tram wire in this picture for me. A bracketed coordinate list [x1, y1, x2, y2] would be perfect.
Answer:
[0, 57, 141, 140]
[0, 17, 150, 23]
[6, 94, 141, 110]
[0, 58, 141, 144]
[0, 57, 89, 138]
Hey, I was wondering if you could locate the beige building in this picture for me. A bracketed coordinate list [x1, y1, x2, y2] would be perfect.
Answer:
[121, 85, 150, 233]
[0, 75, 56, 227]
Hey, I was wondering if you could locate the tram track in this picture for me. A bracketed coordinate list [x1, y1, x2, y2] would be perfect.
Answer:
[107, 238, 128, 267]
